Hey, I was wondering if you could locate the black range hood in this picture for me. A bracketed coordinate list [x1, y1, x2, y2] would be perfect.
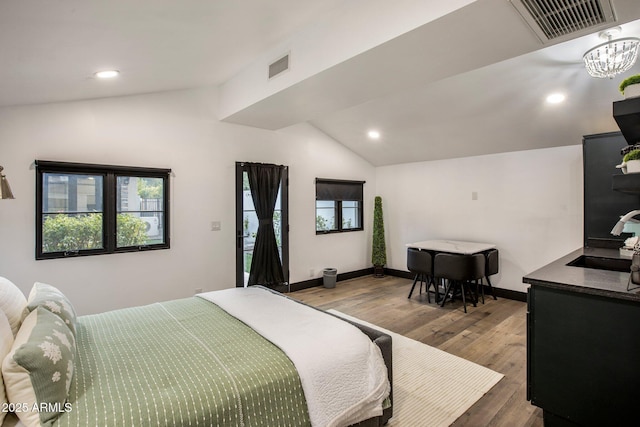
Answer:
[614, 97, 640, 145]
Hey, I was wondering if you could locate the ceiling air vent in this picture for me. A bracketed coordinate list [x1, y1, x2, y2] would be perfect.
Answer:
[268, 53, 290, 79]
[510, 0, 616, 43]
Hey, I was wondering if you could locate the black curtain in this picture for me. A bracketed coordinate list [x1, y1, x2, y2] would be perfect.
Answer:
[247, 163, 285, 286]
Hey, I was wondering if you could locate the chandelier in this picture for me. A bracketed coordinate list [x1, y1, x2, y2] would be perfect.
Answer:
[583, 27, 640, 79]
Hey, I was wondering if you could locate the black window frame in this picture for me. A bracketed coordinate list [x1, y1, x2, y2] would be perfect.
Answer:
[315, 178, 364, 234]
[36, 160, 171, 260]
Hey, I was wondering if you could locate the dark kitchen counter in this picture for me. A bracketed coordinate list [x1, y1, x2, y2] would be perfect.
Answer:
[525, 246, 640, 426]
[522, 246, 640, 303]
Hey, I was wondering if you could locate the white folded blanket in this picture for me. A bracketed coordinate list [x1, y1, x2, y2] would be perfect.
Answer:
[198, 287, 390, 427]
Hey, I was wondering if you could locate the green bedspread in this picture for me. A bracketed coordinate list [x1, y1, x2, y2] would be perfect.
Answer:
[55, 297, 311, 427]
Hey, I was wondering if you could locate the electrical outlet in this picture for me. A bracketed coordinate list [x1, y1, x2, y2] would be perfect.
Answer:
[195, 288, 203, 294]
[472, 191, 478, 201]
[210, 221, 221, 231]
[310, 269, 315, 277]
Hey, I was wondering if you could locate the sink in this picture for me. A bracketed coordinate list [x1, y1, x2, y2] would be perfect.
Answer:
[566, 255, 631, 273]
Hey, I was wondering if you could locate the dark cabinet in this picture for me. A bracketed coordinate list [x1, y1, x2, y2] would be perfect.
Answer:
[583, 132, 639, 247]
[527, 284, 640, 426]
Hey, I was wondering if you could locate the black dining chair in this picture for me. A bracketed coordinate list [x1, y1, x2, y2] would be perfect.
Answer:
[434, 253, 485, 313]
[407, 248, 436, 302]
[477, 249, 499, 303]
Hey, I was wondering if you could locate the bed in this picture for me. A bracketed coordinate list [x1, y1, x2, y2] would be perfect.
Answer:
[0, 278, 392, 427]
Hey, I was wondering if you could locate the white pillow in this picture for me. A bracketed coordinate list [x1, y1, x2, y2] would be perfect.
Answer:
[0, 277, 27, 336]
[0, 311, 14, 425]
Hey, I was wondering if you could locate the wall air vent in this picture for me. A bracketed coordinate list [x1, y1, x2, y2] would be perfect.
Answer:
[268, 53, 290, 79]
[510, 0, 616, 43]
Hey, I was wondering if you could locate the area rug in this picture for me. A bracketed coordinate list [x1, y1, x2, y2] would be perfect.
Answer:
[328, 310, 504, 427]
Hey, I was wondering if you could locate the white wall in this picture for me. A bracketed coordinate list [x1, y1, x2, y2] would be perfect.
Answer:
[0, 85, 587, 312]
[218, 0, 475, 120]
[0, 88, 376, 314]
[376, 145, 584, 293]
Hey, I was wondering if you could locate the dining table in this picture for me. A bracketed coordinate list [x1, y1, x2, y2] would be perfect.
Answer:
[406, 239, 496, 254]
[405, 239, 497, 302]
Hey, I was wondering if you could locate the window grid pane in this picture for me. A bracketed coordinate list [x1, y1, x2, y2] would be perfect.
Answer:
[116, 176, 166, 247]
[43, 173, 103, 214]
[342, 200, 360, 229]
[41, 213, 104, 253]
[316, 201, 337, 231]
[41, 173, 104, 253]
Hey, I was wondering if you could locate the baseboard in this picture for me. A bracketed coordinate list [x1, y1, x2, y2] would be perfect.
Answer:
[289, 268, 372, 292]
[384, 268, 413, 280]
[289, 267, 527, 302]
[384, 268, 528, 302]
[491, 287, 527, 302]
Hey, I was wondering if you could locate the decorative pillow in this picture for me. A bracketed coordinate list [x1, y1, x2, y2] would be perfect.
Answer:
[0, 276, 28, 336]
[2, 307, 75, 427]
[0, 311, 14, 425]
[26, 283, 77, 336]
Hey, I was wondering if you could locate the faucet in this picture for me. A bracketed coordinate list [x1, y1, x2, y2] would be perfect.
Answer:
[611, 209, 640, 235]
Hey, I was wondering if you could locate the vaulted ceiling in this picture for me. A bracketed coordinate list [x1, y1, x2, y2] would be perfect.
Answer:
[2, 0, 640, 165]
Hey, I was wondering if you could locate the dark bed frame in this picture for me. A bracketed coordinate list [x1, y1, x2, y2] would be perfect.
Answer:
[342, 318, 393, 426]
[264, 287, 393, 426]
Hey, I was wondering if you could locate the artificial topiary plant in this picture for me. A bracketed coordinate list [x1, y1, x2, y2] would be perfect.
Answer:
[372, 196, 387, 277]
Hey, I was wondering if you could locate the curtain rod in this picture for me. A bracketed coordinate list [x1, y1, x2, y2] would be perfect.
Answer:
[238, 162, 287, 169]
[315, 178, 366, 185]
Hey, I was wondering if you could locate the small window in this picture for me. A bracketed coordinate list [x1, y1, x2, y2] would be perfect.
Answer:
[36, 161, 170, 260]
[315, 178, 364, 234]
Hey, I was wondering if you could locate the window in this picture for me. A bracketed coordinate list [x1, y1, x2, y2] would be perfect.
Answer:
[315, 178, 364, 234]
[36, 160, 170, 260]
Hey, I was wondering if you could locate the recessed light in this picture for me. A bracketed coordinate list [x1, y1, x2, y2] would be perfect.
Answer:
[367, 130, 381, 140]
[94, 70, 120, 79]
[546, 93, 565, 104]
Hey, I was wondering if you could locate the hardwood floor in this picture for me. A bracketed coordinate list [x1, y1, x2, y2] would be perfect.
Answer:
[292, 275, 543, 427]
